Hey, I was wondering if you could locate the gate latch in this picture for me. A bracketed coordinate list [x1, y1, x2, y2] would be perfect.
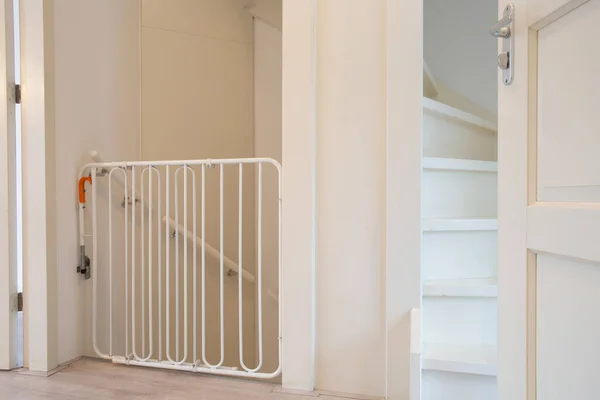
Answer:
[77, 245, 91, 280]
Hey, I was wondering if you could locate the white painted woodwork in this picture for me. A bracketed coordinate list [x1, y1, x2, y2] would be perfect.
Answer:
[386, 0, 423, 398]
[423, 218, 497, 232]
[536, 2, 600, 203]
[423, 100, 497, 161]
[423, 231, 497, 280]
[315, 1, 386, 395]
[423, 278, 497, 298]
[20, 0, 59, 372]
[536, 254, 600, 399]
[422, 343, 497, 376]
[0, 0, 16, 371]
[423, 170, 497, 219]
[281, 0, 316, 391]
[423, 297, 497, 346]
[498, 1, 600, 399]
[423, 157, 497, 173]
[423, 371, 497, 400]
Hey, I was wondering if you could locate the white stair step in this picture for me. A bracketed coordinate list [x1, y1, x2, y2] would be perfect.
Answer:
[423, 218, 498, 232]
[423, 168, 497, 219]
[423, 97, 497, 132]
[423, 371, 497, 400]
[423, 231, 497, 280]
[423, 343, 497, 376]
[423, 278, 497, 298]
[423, 157, 498, 172]
[423, 297, 497, 346]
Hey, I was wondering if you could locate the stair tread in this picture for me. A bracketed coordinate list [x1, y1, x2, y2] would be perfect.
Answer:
[423, 343, 498, 376]
[423, 157, 498, 172]
[423, 97, 497, 132]
[423, 278, 497, 298]
[423, 218, 498, 232]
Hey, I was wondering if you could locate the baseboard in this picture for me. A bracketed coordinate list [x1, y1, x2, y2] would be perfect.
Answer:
[17, 356, 83, 377]
[273, 386, 384, 400]
[317, 390, 384, 400]
[272, 387, 321, 397]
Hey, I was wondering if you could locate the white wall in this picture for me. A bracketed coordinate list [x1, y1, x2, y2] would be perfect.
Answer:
[424, 0, 498, 116]
[52, 0, 141, 364]
[253, 19, 282, 376]
[315, 0, 386, 396]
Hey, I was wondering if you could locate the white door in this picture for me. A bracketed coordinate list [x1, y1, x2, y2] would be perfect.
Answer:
[498, 0, 600, 399]
[0, 0, 17, 371]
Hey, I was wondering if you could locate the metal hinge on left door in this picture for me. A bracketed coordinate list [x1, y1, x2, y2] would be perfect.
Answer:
[9, 83, 21, 104]
[17, 292, 23, 312]
[14, 84, 21, 104]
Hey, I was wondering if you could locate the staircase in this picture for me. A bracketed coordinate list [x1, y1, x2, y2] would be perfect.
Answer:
[421, 69, 498, 400]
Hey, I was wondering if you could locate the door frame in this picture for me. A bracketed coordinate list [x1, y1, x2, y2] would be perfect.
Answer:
[0, 0, 17, 371]
[19, 0, 58, 373]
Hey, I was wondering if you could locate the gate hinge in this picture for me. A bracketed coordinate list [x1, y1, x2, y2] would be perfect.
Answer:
[17, 292, 23, 312]
[14, 84, 21, 104]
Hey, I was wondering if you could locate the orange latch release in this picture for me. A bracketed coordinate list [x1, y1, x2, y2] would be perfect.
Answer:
[78, 176, 92, 204]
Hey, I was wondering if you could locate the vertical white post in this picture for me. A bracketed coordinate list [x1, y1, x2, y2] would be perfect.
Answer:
[0, 0, 17, 371]
[124, 169, 130, 359]
[140, 168, 145, 358]
[281, 0, 317, 390]
[174, 167, 179, 361]
[201, 164, 207, 366]
[182, 166, 188, 364]
[256, 163, 263, 370]
[147, 167, 153, 360]
[131, 166, 137, 359]
[192, 167, 197, 364]
[91, 167, 109, 359]
[165, 165, 170, 362]
[218, 165, 225, 366]
[238, 163, 244, 368]
[157, 167, 162, 362]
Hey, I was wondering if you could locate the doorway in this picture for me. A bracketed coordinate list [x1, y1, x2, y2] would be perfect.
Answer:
[421, 0, 499, 399]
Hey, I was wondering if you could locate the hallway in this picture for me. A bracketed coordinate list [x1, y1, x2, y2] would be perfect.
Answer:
[0, 359, 371, 400]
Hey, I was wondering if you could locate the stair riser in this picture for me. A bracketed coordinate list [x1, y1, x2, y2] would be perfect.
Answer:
[423, 297, 497, 346]
[423, 231, 497, 280]
[423, 170, 497, 219]
[423, 371, 497, 400]
[423, 112, 497, 161]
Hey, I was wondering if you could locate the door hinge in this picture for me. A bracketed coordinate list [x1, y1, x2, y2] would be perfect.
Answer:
[17, 292, 23, 312]
[14, 84, 21, 104]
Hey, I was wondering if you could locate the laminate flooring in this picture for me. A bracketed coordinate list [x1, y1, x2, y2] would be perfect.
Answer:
[0, 358, 367, 400]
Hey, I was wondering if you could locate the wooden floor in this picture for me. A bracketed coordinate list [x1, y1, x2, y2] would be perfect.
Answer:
[0, 358, 361, 400]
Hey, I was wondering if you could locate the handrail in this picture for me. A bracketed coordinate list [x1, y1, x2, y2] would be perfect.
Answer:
[163, 216, 256, 283]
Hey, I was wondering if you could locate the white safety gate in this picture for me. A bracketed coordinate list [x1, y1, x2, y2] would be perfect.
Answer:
[77, 154, 281, 379]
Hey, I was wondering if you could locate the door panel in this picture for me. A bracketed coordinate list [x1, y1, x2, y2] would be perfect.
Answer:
[537, 1, 600, 201]
[536, 254, 600, 400]
[499, 0, 600, 399]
